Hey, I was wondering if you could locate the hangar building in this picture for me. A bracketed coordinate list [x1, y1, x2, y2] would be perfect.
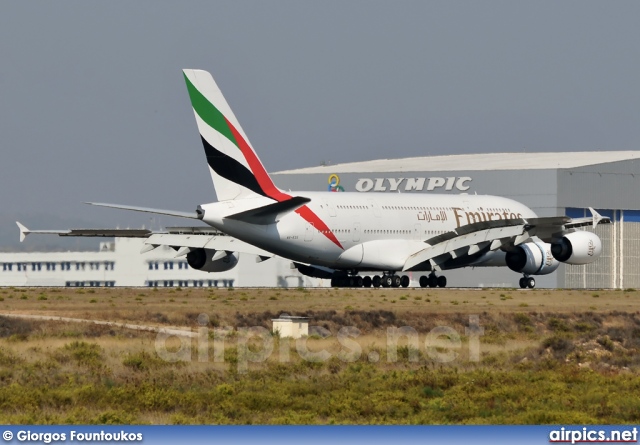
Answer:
[273, 151, 640, 289]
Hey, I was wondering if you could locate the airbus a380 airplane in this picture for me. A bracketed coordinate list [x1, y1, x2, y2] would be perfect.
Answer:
[18, 69, 610, 289]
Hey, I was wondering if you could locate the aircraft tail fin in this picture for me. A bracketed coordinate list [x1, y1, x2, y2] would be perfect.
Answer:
[183, 69, 287, 202]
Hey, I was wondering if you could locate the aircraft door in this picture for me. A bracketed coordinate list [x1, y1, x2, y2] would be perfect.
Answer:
[368, 199, 381, 217]
[414, 223, 422, 240]
[353, 222, 361, 242]
[304, 223, 315, 242]
[323, 199, 336, 217]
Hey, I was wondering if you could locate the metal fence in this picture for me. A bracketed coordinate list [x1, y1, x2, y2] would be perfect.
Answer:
[564, 215, 640, 289]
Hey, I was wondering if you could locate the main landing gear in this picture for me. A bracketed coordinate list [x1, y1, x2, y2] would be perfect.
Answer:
[330, 273, 410, 288]
[519, 275, 536, 289]
[330, 275, 363, 288]
[419, 273, 447, 288]
[372, 273, 410, 288]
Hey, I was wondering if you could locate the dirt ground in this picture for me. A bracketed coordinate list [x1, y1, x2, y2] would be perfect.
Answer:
[1, 286, 638, 329]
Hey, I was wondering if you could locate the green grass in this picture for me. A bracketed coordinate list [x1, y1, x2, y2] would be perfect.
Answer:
[1, 341, 639, 424]
[1, 288, 640, 424]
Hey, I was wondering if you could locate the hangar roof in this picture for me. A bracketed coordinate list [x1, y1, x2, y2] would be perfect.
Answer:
[275, 151, 640, 174]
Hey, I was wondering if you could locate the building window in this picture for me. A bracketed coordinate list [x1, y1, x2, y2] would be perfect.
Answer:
[146, 281, 158, 287]
[46, 262, 56, 271]
[2, 263, 12, 271]
[76, 262, 85, 271]
[31, 263, 42, 271]
[104, 261, 114, 271]
[163, 280, 174, 287]
[148, 261, 159, 270]
[164, 261, 174, 270]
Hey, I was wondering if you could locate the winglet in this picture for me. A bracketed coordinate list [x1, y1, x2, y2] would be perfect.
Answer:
[588, 207, 603, 228]
[16, 222, 29, 242]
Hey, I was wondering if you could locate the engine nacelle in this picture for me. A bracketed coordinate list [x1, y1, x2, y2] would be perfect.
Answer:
[505, 241, 560, 275]
[551, 231, 602, 265]
[186, 248, 238, 272]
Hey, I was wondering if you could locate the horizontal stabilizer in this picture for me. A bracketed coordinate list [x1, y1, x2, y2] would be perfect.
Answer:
[86, 202, 200, 219]
[225, 196, 311, 225]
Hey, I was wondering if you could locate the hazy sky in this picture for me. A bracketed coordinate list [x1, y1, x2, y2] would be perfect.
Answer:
[1, 1, 640, 249]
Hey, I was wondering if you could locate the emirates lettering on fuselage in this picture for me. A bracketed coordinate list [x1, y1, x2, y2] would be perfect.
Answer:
[450, 207, 523, 228]
[355, 177, 472, 192]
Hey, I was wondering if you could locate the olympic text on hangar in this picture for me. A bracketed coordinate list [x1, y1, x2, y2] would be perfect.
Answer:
[354, 177, 472, 192]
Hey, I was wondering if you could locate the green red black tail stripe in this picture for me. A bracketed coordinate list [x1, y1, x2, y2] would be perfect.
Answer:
[200, 136, 267, 198]
[185, 72, 342, 249]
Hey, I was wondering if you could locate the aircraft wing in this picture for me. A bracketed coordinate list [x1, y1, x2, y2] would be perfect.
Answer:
[16, 222, 275, 259]
[85, 202, 201, 219]
[402, 209, 610, 272]
[142, 232, 274, 258]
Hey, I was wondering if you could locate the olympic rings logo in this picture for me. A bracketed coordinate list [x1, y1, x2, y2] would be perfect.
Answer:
[328, 174, 345, 192]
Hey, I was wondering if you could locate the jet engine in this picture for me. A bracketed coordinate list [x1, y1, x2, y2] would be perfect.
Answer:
[186, 248, 239, 272]
[505, 241, 560, 275]
[551, 231, 602, 265]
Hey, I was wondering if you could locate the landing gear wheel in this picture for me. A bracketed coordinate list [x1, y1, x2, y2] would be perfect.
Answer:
[372, 275, 381, 288]
[419, 276, 428, 288]
[348, 277, 356, 287]
[437, 276, 447, 288]
[392, 275, 402, 288]
[428, 274, 438, 288]
[519, 277, 527, 289]
[383, 276, 393, 288]
[356, 276, 363, 287]
[363, 276, 372, 288]
[400, 275, 410, 288]
[527, 277, 535, 289]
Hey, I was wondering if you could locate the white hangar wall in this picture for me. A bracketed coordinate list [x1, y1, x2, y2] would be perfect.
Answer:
[273, 152, 640, 289]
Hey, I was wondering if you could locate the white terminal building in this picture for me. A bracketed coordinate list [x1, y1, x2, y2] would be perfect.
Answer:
[2, 151, 640, 289]
[0, 237, 315, 288]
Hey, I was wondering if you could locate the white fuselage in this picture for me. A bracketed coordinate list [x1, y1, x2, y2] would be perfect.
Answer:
[199, 192, 536, 272]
